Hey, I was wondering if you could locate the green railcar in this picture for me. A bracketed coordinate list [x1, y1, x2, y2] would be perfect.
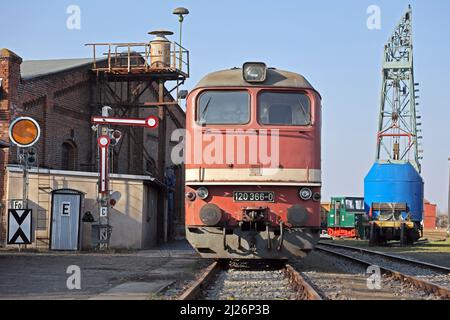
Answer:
[327, 197, 367, 239]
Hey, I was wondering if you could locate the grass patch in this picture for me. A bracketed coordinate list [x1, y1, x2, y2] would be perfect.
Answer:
[147, 292, 164, 300]
[325, 238, 450, 254]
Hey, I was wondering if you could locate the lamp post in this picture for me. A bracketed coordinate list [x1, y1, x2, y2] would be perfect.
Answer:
[172, 7, 189, 71]
[448, 157, 450, 232]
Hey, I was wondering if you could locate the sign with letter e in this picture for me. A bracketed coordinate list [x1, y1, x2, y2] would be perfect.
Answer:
[8, 209, 32, 245]
[61, 202, 71, 216]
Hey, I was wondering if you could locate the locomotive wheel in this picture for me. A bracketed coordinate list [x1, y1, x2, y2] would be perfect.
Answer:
[400, 223, 407, 247]
[406, 227, 419, 245]
[369, 223, 379, 246]
[364, 227, 371, 240]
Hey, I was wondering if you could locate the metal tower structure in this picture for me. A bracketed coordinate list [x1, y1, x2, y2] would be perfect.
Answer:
[376, 5, 422, 173]
[86, 28, 190, 248]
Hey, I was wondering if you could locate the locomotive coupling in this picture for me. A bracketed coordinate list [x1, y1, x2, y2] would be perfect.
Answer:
[241, 207, 268, 222]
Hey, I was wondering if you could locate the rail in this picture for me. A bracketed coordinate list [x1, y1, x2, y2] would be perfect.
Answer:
[316, 245, 450, 299]
[318, 241, 450, 273]
[178, 261, 322, 300]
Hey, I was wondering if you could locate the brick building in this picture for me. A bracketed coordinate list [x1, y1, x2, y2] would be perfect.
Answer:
[424, 200, 437, 230]
[0, 48, 185, 249]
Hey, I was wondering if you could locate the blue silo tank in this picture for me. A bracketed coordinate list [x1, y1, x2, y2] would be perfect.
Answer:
[364, 162, 424, 222]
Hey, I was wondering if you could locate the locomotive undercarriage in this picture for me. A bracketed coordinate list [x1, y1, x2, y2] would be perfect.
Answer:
[187, 206, 319, 259]
[186, 226, 319, 259]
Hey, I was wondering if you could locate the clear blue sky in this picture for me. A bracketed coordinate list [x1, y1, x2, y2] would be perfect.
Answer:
[1, 0, 449, 213]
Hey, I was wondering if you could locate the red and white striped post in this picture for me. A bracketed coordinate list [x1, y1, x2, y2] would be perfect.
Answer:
[92, 115, 159, 194]
[97, 135, 110, 194]
[91, 116, 159, 129]
[92, 113, 159, 249]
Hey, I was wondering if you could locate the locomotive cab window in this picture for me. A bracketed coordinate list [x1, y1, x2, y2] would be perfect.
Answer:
[197, 91, 250, 125]
[258, 92, 311, 126]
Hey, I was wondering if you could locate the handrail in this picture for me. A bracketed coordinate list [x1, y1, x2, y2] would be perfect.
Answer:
[85, 42, 189, 77]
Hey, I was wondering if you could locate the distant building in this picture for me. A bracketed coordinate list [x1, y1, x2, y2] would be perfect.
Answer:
[0, 48, 185, 250]
[424, 199, 437, 230]
[320, 202, 331, 228]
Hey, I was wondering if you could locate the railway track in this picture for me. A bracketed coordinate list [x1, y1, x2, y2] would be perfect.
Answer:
[178, 260, 322, 300]
[316, 242, 450, 299]
[319, 242, 450, 273]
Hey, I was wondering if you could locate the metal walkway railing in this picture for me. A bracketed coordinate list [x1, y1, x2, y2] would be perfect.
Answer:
[85, 42, 189, 77]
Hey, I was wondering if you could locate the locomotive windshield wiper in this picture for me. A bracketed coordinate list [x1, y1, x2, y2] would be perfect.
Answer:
[297, 97, 310, 124]
[200, 97, 212, 124]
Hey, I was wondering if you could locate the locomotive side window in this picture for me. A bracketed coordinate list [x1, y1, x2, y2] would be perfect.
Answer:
[258, 92, 311, 126]
[345, 198, 365, 211]
[197, 91, 250, 125]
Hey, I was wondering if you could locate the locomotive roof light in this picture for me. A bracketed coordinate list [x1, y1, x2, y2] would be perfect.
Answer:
[243, 62, 267, 83]
[196, 187, 209, 200]
[299, 187, 312, 201]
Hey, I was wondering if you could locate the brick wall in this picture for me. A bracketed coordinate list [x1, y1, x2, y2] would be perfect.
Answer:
[0, 49, 22, 241]
[11, 68, 93, 170]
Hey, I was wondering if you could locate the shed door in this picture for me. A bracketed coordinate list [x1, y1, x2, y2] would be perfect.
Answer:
[51, 193, 81, 250]
[334, 201, 341, 226]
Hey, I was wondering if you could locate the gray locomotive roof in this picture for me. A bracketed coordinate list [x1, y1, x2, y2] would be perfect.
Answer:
[193, 68, 316, 91]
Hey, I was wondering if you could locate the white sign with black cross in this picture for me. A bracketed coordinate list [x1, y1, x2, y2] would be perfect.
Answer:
[8, 209, 32, 245]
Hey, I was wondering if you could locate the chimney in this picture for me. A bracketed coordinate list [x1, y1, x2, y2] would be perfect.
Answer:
[0, 48, 22, 140]
[0, 49, 22, 244]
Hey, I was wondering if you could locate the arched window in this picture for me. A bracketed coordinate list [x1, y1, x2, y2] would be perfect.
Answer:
[61, 140, 78, 171]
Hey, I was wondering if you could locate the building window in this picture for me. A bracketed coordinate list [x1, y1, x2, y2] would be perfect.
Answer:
[61, 140, 78, 171]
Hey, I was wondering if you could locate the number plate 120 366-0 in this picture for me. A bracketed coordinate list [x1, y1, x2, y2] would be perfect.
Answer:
[233, 191, 275, 202]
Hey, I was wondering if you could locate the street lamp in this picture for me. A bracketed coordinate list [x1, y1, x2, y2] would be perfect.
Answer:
[172, 7, 189, 71]
[448, 157, 450, 233]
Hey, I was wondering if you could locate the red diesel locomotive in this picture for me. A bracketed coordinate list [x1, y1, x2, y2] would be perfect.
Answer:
[185, 62, 322, 259]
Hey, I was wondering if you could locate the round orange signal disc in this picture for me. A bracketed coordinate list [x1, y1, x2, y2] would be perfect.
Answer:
[9, 117, 41, 147]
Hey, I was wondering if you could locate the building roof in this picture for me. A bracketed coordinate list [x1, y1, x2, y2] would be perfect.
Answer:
[21, 58, 96, 80]
[0, 48, 23, 63]
[193, 68, 318, 92]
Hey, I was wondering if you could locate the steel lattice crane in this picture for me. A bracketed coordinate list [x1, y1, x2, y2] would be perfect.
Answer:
[376, 5, 422, 173]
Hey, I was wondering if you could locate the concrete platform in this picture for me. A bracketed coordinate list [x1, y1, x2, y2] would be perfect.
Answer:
[89, 281, 174, 300]
[0, 240, 204, 300]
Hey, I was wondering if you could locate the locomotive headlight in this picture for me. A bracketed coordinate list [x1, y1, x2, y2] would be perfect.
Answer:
[312, 192, 321, 202]
[196, 187, 209, 200]
[185, 191, 196, 201]
[299, 187, 312, 201]
[243, 62, 267, 83]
